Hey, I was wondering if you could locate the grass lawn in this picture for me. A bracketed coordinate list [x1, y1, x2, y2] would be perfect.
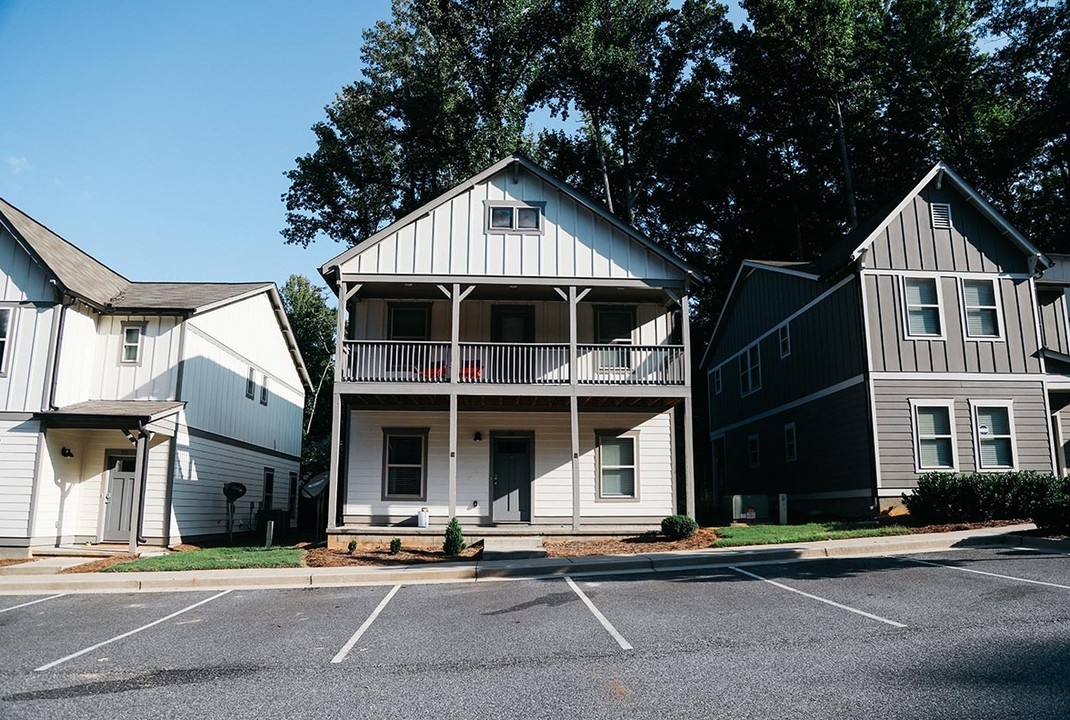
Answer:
[712, 522, 913, 548]
[104, 546, 305, 572]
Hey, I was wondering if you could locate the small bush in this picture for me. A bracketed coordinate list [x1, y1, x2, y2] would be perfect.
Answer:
[661, 514, 699, 540]
[347, 539, 357, 554]
[443, 517, 466, 556]
[389, 537, 403, 555]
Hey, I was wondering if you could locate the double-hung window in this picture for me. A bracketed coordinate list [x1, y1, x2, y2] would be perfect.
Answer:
[971, 402, 1016, 470]
[383, 429, 428, 500]
[778, 325, 791, 358]
[739, 343, 761, 396]
[904, 277, 943, 338]
[260, 375, 269, 406]
[784, 423, 797, 462]
[712, 366, 722, 394]
[120, 323, 144, 364]
[263, 468, 275, 510]
[597, 432, 637, 499]
[962, 279, 1002, 339]
[911, 400, 957, 471]
[246, 367, 256, 399]
[0, 308, 12, 375]
[596, 307, 635, 370]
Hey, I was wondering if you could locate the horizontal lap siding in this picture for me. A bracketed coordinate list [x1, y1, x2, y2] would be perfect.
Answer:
[0, 419, 38, 537]
[873, 378, 1052, 491]
[345, 409, 673, 521]
[718, 383, 873, 497]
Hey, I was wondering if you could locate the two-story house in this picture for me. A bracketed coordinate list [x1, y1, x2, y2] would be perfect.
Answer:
[0, 197, 310, 557]
[703, 163, 1055, 519]
[319, 155, 699, 543]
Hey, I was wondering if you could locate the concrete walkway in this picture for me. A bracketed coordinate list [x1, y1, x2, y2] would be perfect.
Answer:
[0, 523, 1061, 595]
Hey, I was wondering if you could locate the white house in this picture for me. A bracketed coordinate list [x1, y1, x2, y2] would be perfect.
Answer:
[0, 197, 311, 557]
[319, 155, 699, 543]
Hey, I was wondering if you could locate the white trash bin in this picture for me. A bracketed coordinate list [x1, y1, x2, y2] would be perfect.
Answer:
[418, 507, 429, 528]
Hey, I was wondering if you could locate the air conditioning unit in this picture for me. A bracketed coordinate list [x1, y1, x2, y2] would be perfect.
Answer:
[731, 494, 770, 521]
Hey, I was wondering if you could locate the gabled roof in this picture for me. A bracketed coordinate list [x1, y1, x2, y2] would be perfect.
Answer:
[319, 154, 699, 285]
[107, 282, 273, 312]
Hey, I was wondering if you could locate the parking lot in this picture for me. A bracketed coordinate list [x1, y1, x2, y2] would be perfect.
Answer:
[2, 545, 1069, 719]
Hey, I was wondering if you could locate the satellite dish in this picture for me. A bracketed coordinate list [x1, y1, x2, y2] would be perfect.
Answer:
[300, 472, 328, 499]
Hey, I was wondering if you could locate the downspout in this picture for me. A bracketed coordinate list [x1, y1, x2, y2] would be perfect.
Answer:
[48, 294, 74, 410]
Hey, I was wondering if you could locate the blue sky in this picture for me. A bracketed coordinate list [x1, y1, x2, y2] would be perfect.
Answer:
[0, 0, 393, 288]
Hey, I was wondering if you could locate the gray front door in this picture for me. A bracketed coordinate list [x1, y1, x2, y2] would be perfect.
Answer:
[103, 453, 137, 542]
[491, 435, 532, 523]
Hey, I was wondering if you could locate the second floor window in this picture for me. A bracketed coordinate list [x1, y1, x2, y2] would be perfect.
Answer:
[739, 343, 761, 396]
[487, 203, 542, 233]
[260, 375, 269, 406]
[904, 277, 943, 338]
[784, 423, 797, 462]
[121, 324, 143, 363]
[778, 324, 791, 358]
[0, 308, 12, 374]
[389, 304, 430, 340]
[246, 367, 256, 399]
[962, 279, 1002, 339]
[713, 367, 722, 394]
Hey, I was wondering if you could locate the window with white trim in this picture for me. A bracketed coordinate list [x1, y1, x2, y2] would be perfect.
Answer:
[962, 279, 1002, 339]
[903, 277, 943, 338]
[0, 308, 12, 375]
[747, 433, 760, 468]
[778, 324, 790, 358]
[383, 429, 428, 500]
[389, 304, 430, 340]
[739, 343, 761, 396]
[120, 323, 144, 364]
[597, 432, 637, 498]
[784, 423, 797, 462]
[972, 402, 1016, 470]
[263, 468, 275, 510]
[246, 367, 256, 399]
[713, 367, 722, 394]
[486, 203, 543, 233]
[911, 400, 957, 470]
[260, 375, 269, 406]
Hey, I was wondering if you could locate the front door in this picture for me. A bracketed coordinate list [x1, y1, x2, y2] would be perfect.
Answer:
[103, 452, 137, 542]
[491, 435, 532, 523]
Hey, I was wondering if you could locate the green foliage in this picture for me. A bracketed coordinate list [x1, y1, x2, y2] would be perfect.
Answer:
[443, 517, 466, 556]
[347, 539, 358, 554]
[389, 537, 403, 555]
[712, 522, 912, 548]
[661, 514, 699, 540]
[105, 547, 304, 572]
[903, 471, 1058, 524]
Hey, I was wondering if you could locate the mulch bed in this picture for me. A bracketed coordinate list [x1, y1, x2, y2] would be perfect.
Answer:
[543, 528, 718, 558]
[61, 554, 139, 574]
[305, 542, 483, 567]
[0, 558, 32, 569]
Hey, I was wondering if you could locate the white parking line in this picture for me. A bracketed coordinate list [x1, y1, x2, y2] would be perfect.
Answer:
[34, 590, 232, 672]
[564, 576, 633, 650]
[904, 557, 1070, 589]
[729, 566, 907, 628]
[0, 594, 66, 614]
[331, 584, 401, 664]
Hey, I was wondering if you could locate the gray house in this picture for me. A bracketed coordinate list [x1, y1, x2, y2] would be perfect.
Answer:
[703, 163, 1058, 519]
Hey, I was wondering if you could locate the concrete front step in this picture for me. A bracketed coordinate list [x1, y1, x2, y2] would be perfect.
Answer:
[0, 557, 95, 576]
[481, 536, 548, 560]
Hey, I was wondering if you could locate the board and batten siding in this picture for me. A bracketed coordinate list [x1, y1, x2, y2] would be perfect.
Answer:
[351, 298, 674, 345]
[0, 225, 55, 302]
[864, 185, 1029, 274]
[709, 278, 864, 431]
[344, 409, 674, 523]
[864, 274, 1042, 374]
[170, 425, 299, 542]
[1037, 286, 1070, 355]
[0, 304, 54, 412]
[0, 418, 39, 539]
[337, 166, 684, 282]
[872, 378, 1052, 491]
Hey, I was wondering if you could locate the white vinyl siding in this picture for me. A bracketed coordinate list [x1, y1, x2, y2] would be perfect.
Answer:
[961, 279, 1002, 339]
[911, 400, 957, 471]
[739, 343, 760, 396]
[971, 401, 1016, 470]
[597, 433, 637, 499]
[903, 277, 943, 338]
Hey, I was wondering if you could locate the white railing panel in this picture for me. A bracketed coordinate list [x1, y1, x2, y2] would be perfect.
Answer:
[576, 344, 685, 385]
[458, 343, 570, 384]
[343, 341, 451, 383]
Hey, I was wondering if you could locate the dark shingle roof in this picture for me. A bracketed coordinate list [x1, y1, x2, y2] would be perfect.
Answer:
[108, 282, 271, 311]
[41, 400, 185, 421]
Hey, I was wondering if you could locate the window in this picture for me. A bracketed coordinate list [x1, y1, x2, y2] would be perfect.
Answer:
[713, 367, 722, 394]
[260, 375, 269, 406]
[486, 202, 543, 233]
[389, 304, 430, 340]
[288, 472, 298, 521]
[246, 367, 256, 399]
[962, 279, 1002, 339]
[930, 202, 952, 229]
[263, 468, 275, 510]
[903, 277, 943, 338]
[596, 306, 635, 369]
[784, 423, 797, 462]
[779, 324, 791, 358]
[971, 402, 1016, 470]
[120, 323, 144, 364]
[747, 434, 760, 468]
[597, 432, 637, 498]
[911, 400, 957, 471]
[383, 429, 428, 500]
[739, 343, 761, 396]
[0, 308, 12, 375]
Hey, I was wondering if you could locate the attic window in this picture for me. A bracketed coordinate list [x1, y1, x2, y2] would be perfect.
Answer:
[930, 203, 952, 229]
[486, 202, 543, 234]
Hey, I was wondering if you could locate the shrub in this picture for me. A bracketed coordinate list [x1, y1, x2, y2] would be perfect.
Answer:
[443, 517, 466, 556]
[347, 539, 357, 554]
[389, 537, 403, 555]
[661, 514, 699, 540]
[904, 471, 1058, 524]
[1033, 476, 1070, 530]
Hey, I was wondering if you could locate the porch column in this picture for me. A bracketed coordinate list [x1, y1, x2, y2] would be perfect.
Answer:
[681, 291, 696, 519]
[569, 286, 581, 530]
[128, 430, 150, 555]
[448, 283, 461, 519]
[327, 392, 342, 530]
[335, 280, 347, 383]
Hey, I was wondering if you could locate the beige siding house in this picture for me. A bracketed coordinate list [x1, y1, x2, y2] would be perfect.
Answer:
[704, 163, 1057, 519]
[0, 197, 310, 557]
[320, 155, 699, 540]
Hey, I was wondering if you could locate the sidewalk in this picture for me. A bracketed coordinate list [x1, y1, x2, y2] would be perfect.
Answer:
[0, 523, 1062, 595]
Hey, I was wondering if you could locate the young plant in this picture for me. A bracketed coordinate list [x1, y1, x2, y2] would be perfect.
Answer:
[443, 517, 466, 556]
[347, 539, 357, 554]
[389, 537, 403, 555]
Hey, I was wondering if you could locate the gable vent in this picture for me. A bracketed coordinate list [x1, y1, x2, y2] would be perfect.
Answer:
[930, 202, 952, 229]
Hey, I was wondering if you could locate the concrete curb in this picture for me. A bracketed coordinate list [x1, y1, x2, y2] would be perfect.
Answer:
[0, 524, 1062, 595]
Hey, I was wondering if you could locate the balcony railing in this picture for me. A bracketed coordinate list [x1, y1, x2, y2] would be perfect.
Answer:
[341, 341, 684, 386]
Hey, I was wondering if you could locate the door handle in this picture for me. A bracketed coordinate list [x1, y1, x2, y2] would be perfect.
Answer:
[105, 494, 111, 504]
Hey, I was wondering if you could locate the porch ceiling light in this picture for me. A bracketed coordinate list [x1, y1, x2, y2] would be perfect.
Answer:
[474, 431, 482, 442]
[61, 447, 74, 458]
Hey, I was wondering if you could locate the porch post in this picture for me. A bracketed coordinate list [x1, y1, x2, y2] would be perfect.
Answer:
[681, 291, 696, 519]
[327, 392, 342, 530]
[128, 431, 149, 555]
[335, 280, 347, 383]
[449, 283, 460, 519]
[569, 286, 581, 530]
